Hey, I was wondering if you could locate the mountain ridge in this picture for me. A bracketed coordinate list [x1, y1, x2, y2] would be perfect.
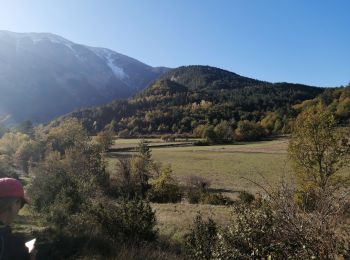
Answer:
[0, 30, 170, 123]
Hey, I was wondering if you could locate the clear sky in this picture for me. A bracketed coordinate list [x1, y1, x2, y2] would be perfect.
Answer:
[0, 0, 349, 87]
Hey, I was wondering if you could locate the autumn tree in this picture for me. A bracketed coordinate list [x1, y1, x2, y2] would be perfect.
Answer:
[214, 120, 233, 143]
[130, 140, 154, 197]
[14, 140, 42, 173]
[147, 165, 182, 203]
[95, 128, 115, 152]
[234, 120, 265, 141]
[46, 118, 89, 154]
[288, 104, 350, 191]
[0, 155, 17, 178]
[202, 125, 217, 143]
[0, 132, 30, 156]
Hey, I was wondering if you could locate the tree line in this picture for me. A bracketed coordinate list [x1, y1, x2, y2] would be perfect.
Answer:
[64, 77, 323, 142]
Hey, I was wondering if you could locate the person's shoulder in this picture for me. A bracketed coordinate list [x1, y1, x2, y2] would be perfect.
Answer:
[2, 231, 30, 260]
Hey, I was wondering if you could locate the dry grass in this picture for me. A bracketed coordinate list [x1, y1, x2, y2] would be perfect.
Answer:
[152, 203, 232, 242]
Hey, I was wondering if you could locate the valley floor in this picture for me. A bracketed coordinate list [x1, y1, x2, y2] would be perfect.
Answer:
[108, 137, 292, 240]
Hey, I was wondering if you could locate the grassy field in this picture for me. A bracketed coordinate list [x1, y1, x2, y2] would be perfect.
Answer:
[108, 138, 292, 240]
[108, 138, 291, 194]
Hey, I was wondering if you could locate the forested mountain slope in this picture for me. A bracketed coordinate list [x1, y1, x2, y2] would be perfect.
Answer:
[65, 65, 324, 136]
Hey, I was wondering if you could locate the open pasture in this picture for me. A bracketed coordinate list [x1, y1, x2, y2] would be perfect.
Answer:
[108, 138, 292, 194]
[108, 138, 293, 240]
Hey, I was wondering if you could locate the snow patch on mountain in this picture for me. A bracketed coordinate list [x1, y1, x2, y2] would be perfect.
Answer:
[106, 55, 127, 79]
[88, 47, 128, 79]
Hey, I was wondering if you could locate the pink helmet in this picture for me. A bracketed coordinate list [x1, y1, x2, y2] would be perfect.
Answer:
[0, 178, 29, 204]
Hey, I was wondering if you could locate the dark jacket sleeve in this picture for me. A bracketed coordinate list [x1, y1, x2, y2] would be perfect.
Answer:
[0, 228, 30, 260]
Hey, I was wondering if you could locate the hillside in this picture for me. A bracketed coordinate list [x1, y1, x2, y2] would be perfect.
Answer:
[157, 65, 267, 91]
[293, 84, 350, 124]
[0, 30, 169, 123]
[65, 65, 324, 135]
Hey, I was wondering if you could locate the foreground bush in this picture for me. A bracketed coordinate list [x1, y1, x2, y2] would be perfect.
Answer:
[185, 184, 349, 259]
[110, 242, 182, 260]
[184, 214, 218, 260]
[87, 197, 157, 244]
[27, 123, 160, 259]
[238, 190, 255, 204]
[28, 144, 109, 220]
[35, 230, 177, 260]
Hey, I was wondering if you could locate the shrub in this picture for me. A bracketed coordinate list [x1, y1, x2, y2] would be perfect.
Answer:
[200, 192, 233, 206]
[193, 140, 210, 146]
[26, 121, 167, 259]
[221, 185, 348, 259]
[184, 214, 218, 260]
[238, 190, 255, 204]
[112, 242, 181, 260]
[28, 143, 110, 228]
[89, 197, 157, 244]
[185, 175, 211, 204]
[186, 188, 202, 204]
[294, 188, 320, 211]
[185, 181, 349, 259]
[184, 176, 234, 205]
[147, 166, 182, 203]
[184, 175, 232, 205]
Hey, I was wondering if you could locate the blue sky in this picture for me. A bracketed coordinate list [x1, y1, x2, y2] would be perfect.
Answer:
[0, 0, 349, 87]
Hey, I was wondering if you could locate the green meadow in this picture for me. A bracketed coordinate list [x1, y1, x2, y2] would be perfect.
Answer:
[109, 138, 291, 193]
[108, 138, 293, 240]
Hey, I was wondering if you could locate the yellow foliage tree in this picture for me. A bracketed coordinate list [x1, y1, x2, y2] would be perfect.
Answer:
[288, 104, 350, 191]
